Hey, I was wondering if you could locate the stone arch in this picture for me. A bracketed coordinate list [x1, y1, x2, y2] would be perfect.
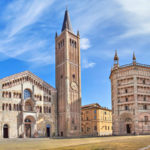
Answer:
[119, 112, 134, 135]
[40, 106, 42, 113]
[3, 124, 9, 138]
[46, 124, 51, 137]
[17, 104, 19, 111]
[9, 92, 11, 98]
[13, 104, 16, 111]
[2, 104, 5, 111]
[24, 116, 36, 138]
[25, 99, 34, 111]
[9, 104, 11, 111]
[6, 104, 8, 110]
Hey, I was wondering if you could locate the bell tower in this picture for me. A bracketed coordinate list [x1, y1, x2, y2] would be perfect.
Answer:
[55, 9, 81, 137]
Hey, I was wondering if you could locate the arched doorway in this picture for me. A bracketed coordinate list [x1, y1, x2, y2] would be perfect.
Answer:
[46, 124, 51, 137]
[119, 113, 133, 135]
[24, 116, 35, 138]
[125, 118, 132, 134]
[25, 119, 31, 138]
[3, 124, 9, 138]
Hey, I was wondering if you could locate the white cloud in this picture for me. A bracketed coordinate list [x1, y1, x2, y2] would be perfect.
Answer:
[115, 0, 150, 38]
[1, 0, 149, 68]
[71, 0, 118, 35]
[80, 38, 91, 50]
[0, 0, 55, 67]
[71, 0, 150, 39]
[82, 58, 96, 69]
[4, 0, 54, 37]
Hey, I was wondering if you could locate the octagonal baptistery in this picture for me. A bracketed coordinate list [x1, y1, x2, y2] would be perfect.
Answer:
[0, 71, 57, 138]
[110, 52, 150, 135]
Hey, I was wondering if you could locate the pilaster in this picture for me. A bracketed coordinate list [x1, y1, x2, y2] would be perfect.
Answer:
[133, 76, 139, 135]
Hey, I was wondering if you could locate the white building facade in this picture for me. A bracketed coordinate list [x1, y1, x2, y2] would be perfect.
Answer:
[0, 71, 57, 138]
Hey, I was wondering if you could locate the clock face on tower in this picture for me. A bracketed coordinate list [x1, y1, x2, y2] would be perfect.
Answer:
[71, 82, 78, 91]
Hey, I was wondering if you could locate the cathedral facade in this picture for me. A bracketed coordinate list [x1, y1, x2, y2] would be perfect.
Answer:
[110, 52, 150, 135]
[0, 71, 57, 138]
[0, 10, 81, 138]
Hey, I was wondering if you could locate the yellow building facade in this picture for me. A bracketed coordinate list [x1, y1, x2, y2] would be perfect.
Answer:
[81, 103, 112, 136]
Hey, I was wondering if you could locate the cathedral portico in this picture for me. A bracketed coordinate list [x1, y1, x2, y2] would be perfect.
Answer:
[24, 116, 37, 138]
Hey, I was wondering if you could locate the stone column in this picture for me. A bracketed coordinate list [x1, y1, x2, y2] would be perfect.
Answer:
[21, 84, 25, 138]
[113, 77, 119, 135]
[134, 76, 139, 135]
[32, 85, 36, 111]
[65, 29, 71, 137]
[21, 84, 25, 110]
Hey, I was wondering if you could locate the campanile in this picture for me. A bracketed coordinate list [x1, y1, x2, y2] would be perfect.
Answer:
[55, 9, 81, 137]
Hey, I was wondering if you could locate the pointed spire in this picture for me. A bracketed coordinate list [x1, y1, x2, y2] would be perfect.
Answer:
[61, 9, 73, 33]
[114, 50, 119, 61]
[133, 52, 136, 65]
[133, 52, 136, 61]
[114, 50, 119, 68]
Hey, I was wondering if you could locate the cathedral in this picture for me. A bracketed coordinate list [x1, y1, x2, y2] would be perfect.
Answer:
[0, 10, 81, 138]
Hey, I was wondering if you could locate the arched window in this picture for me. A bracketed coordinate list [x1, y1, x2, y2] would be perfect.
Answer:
[2, 104, 5, 111]
[9, 104, 11, 111]
[6, 104, 8, 110]
[9, 92, 11, 98]
[14, 104, 16, 111]
[24, 89, 31, 99]
[143, 105, 147, 110]
[49, 107, 51, 113]
[40, 107, 42, 113]
[44, 107, 46, 113]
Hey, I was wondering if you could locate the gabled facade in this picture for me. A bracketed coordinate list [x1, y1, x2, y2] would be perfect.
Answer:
[0, 71, 57, 138]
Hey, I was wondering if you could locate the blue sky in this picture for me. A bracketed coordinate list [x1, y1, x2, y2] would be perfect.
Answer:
[0, 0, 150, 108]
